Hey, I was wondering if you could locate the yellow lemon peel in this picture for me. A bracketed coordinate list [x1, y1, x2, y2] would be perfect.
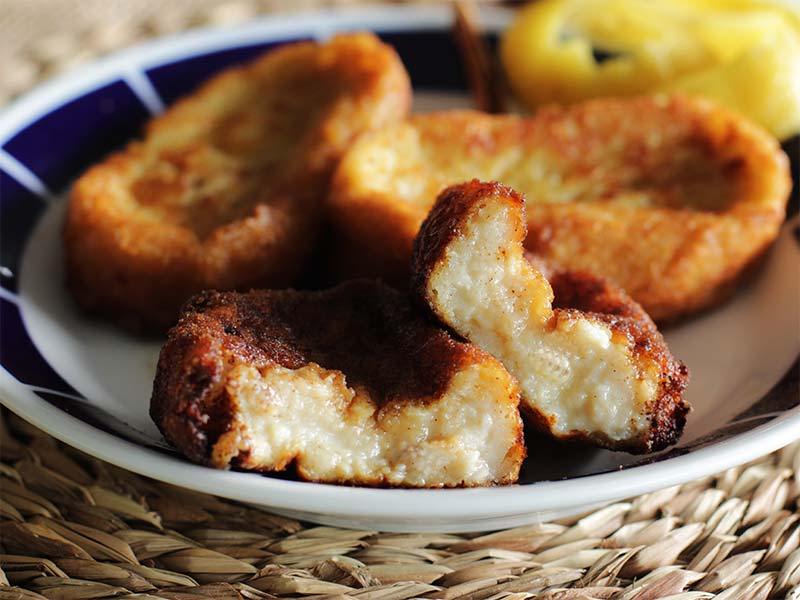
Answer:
[501, 0, 800, 139]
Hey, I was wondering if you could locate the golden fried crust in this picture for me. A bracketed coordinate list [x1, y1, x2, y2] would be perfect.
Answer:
[331, 95, 791, 322]
[151, 280, 525, 487]
[65, 33, 411, 332]
[411, 180, 689, 453]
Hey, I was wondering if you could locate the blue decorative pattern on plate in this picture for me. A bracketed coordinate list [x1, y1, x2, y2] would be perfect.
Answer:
[0, 5, 797, 532]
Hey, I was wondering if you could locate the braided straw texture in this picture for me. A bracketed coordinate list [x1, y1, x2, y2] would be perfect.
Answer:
[0, 0, 443, 106]
[1, 2, 799, 598]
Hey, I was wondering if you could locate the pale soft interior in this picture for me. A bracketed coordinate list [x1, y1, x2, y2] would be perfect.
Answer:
[427, 202, 654, 442]
[210, 361, 519, 487]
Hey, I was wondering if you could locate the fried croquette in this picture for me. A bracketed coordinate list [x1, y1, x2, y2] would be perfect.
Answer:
[330, 95, 791, 322]
[150, 280, 525, 487]
[65, 33, 411, 331]
[411, 180, 689, 453]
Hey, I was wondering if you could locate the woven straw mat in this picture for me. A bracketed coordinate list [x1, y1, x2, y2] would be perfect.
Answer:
[2, 1, 800, 598]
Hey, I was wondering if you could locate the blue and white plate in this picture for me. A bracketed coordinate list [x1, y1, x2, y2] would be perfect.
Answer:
[1, 5, 798, 532]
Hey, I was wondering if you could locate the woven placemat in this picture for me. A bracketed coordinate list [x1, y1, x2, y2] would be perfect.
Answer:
[0, 0, 431, 106]
[2, 2, 799, 598]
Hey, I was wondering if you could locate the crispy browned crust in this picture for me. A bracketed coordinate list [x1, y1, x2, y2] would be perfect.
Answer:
[65, 33, 411, 332]
[411, 180, 689, 453]
[151, 279, 524, 486]
[411, 180, 526, 306]
[331, 95, 791, 322]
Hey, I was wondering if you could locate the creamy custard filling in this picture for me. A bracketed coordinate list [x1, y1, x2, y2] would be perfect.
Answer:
[427, 203, 652, 442]
[210, 361, 520, 486]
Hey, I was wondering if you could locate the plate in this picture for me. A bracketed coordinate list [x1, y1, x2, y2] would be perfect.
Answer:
[1, 4, 798, 532]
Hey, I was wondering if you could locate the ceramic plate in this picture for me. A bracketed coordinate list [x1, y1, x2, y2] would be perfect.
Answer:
[1, 4, 798, 532]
